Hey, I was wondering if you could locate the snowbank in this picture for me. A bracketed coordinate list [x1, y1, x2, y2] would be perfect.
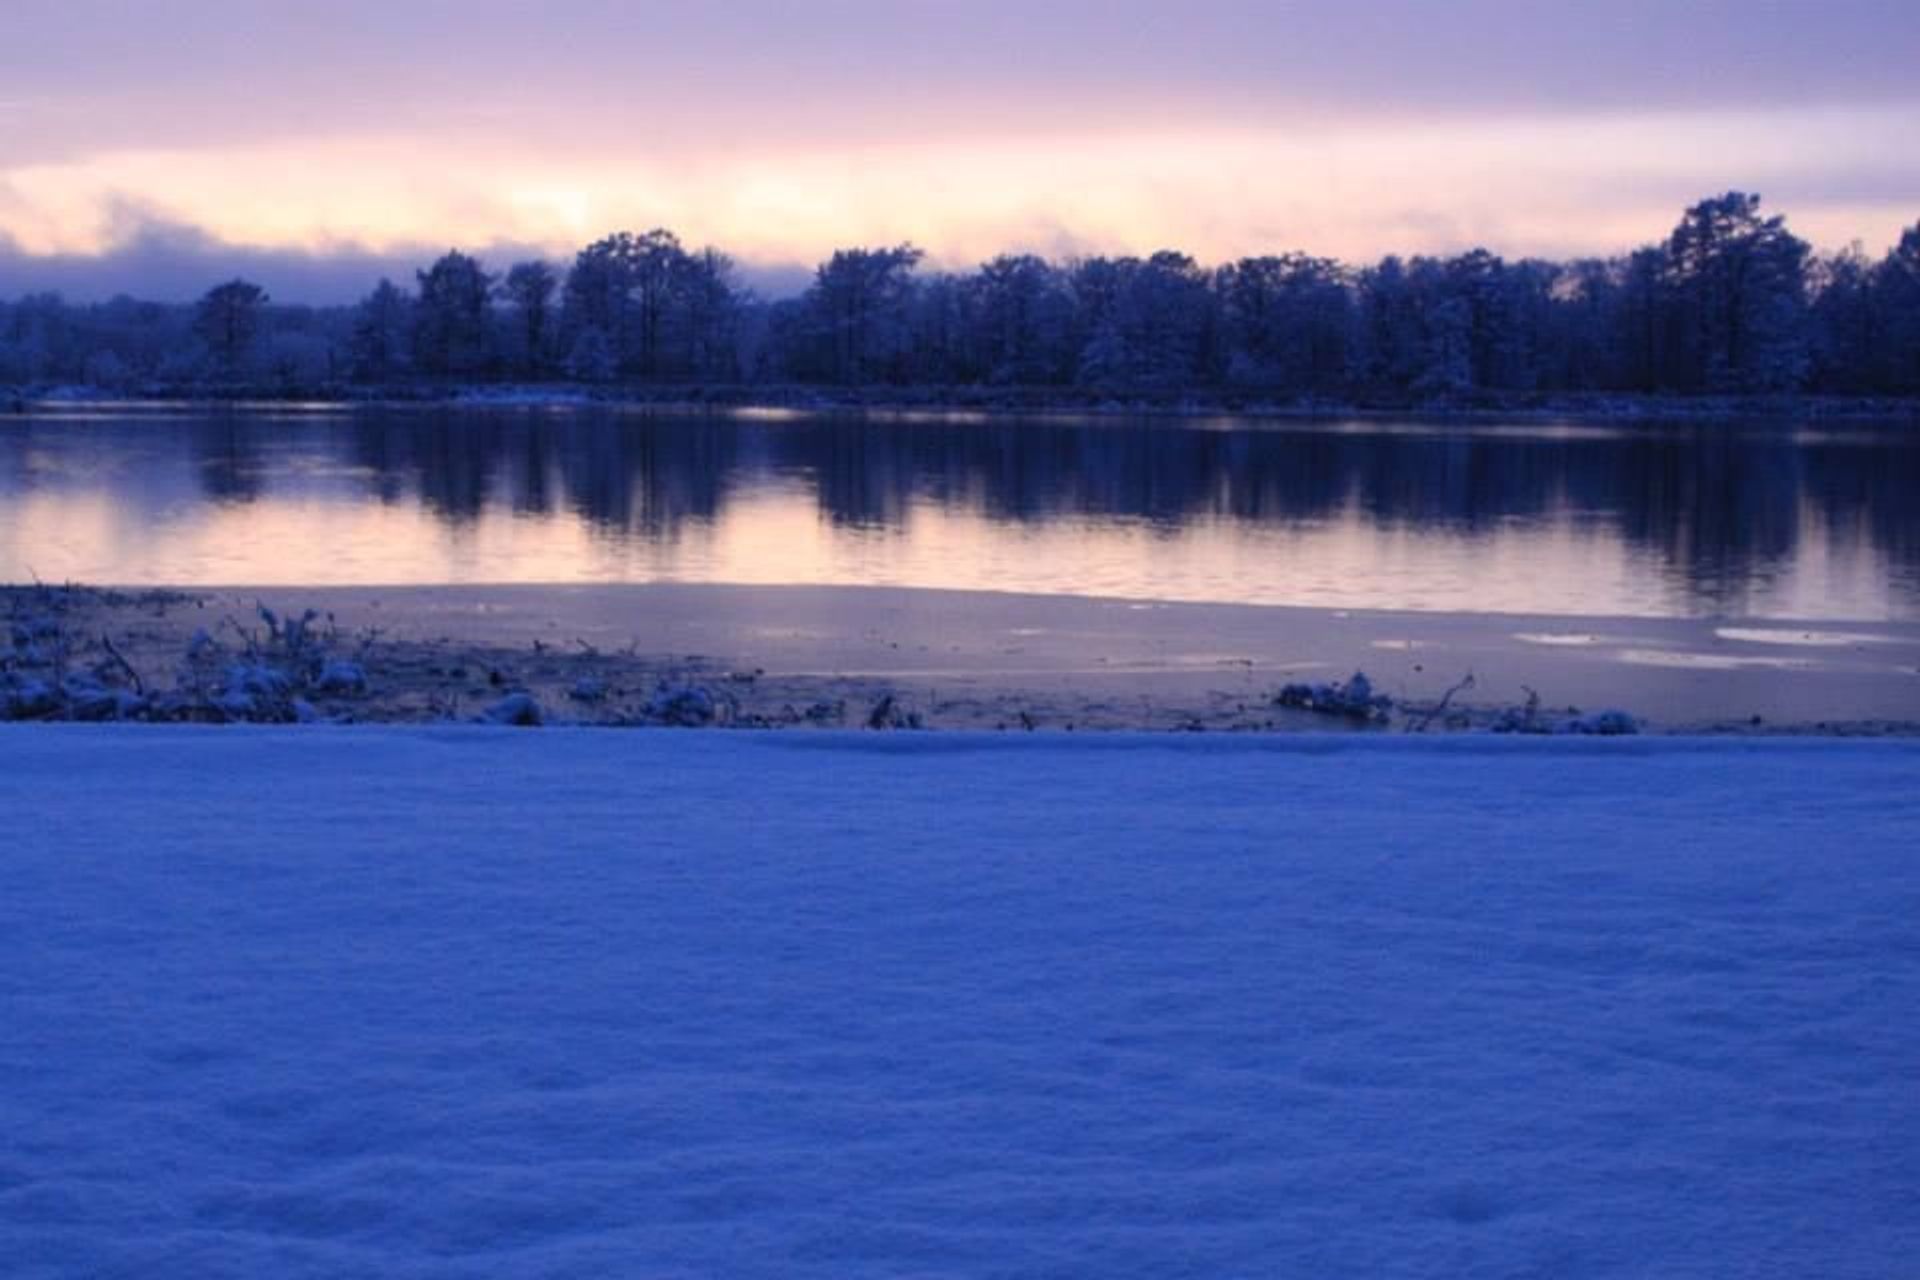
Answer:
[3, 728, 1916, 1277]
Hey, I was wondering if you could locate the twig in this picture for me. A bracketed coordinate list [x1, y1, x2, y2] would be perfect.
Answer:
[217, 614, 259, 659]
[1406, 672, 1475, 733]
[99, 634, 146, 696]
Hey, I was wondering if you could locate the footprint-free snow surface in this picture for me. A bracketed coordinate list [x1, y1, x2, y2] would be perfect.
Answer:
[3, 728, 1917, 1278]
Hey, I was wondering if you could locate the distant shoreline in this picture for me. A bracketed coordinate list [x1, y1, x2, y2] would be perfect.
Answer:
[7, 384, 1920, 423]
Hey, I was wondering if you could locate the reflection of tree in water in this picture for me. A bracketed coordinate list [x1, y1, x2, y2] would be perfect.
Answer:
[509, 422, 554, 518]
[814, 419, 1912, 614]
[0, 422, 35, 498]
[553, 414, 734, 536]
[97, 407, 1920, 613]
[345, 413, 497, 521]
[190, 416, 268, 503]
[1800, 436, 1920, 577]
[808, 419, 918, 529]
[1612, 430, 1805, 615]
[342, 410, 735, 530]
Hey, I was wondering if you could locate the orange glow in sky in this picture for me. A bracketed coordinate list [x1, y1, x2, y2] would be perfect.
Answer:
[2, 1, 1916, 294]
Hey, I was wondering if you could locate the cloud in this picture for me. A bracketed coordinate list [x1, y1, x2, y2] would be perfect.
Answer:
[0, 215, 532, 305]
[4, 2, 1918, 170]
[0, 213, 814, 304]
[2, 99, 1915, 307]
[3, 2, 1915, 277]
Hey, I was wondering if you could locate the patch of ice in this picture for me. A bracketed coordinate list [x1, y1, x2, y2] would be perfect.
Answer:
[1714, 628, 1905, 648]
[1616, 648, 1816, 671]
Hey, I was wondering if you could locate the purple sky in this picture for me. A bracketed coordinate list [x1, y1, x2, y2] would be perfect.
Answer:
[2, 0, 1916, 301]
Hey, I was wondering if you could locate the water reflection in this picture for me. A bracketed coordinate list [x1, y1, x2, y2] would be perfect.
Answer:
[1, 407, 1915, 619]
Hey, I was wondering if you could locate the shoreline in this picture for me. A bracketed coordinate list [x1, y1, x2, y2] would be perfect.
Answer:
[8, 582, 1919, 734]
[9, 386, 1920, 424]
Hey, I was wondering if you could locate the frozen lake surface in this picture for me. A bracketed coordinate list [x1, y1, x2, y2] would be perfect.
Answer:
[4, 405, 1917, 619]
[4, 727, 1916, 1277]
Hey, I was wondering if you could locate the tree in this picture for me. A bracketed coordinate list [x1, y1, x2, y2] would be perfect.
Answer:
[82, 349, 134, 393]
[1070, 252, 1214, 389]
[1663, 193, 1810, 392]
[1354, 257, 1425, 394]
[413, 252, 494, 377]
[8, 192, 1917, 401]
[972, 254, 1074, 384]
[1875, 223, 1920, 393]
[1414, 288, 1474, 396]
[499, 261, 558, 377]
[561, 234, 637, 364]
[195, 279, 268, 378]
[799, 245, 924, 383]
[564, 327, 617, 381]
[559, 229, 713, 378]
[627, 229, 687, 377]
[904, 273, 974, 384]
[1808, 247, 1880, 393]
[675, 248, 746, 380]
[349, 279, 414, 382]
[0, 293, 72, 383]
[1218, 254, 1353, 392]
[1544, 258, 1623, 390]
[1613, 248, 1673, 391]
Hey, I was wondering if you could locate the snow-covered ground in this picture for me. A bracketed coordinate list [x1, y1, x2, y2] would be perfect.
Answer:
[4, 727, 1917, 1278]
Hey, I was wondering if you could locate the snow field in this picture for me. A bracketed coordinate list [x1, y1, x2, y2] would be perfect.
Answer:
[2, 728, 1917, 1278]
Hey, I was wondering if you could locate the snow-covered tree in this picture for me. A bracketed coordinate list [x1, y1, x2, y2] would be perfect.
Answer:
[972, 254, 1075, 385]
[1218, 254, 1353, 391]
[1874, 223, 1920, 393]
[82, 348, 134, 392]
[1663, 193, 1811, 393]
[1069, 252, 1213, 389]
[675, 247, 746, 381]
[349, 279, 414, 382]
[798, 245, 924, 384]
[1, 190, 1913, 400]
[559, 230, 743, 379]
[1354, 256, 1424, 393]
[194, 279, 268, 379]
[412, 252, 494, 377]
[564, 326, 616, 382]
[1808, 246, 1882, 392]
[499, 261, 558, 377]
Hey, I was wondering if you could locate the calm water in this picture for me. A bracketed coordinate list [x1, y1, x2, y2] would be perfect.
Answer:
[3, 405, 1917, 620]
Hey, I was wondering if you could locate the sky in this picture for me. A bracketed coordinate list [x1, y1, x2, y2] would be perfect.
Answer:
[2, 0, 1917, 302]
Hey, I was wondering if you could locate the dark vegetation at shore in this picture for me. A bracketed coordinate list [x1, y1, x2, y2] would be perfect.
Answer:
[4, 194, 1918, 410]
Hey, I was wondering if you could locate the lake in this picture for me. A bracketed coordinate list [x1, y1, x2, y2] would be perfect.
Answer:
[3, 405, 1916, 620]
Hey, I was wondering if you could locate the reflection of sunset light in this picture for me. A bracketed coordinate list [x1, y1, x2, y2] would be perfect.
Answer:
[0, 480, 1898, 621]
[4, 413, 1915, 620]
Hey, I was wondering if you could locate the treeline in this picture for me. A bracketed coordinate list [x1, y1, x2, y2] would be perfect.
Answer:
[3, 193, 1918, 401]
